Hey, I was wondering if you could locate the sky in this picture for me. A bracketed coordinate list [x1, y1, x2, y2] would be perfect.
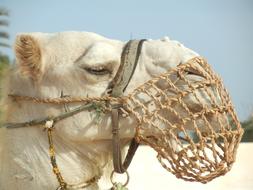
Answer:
[0, 0, 253, 121]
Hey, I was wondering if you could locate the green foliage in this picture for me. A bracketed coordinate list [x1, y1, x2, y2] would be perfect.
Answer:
[0, 54, 10, 75]
[0, 53, 10, 66]
[0, 54, 9, 119]
[0, 7, 9, 16]
[241, 116, 253, 142]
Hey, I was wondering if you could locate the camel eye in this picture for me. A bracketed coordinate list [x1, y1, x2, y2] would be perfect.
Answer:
[84, 66, 111, 75]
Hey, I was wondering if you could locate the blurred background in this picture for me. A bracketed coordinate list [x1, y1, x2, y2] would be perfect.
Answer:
[0, 0, 252, 189]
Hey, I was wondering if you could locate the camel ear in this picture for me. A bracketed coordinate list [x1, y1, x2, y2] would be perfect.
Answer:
[15, 34, 42, 81]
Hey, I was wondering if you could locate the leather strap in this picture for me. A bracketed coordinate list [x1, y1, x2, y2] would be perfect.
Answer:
[108, 39, 146, 173]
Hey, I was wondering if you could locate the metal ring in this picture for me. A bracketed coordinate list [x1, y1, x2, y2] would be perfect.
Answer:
[110, 170, 130, 187]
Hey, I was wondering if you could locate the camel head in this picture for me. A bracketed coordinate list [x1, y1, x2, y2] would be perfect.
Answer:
[6, 32, 198, 142]
[1, 32, 242, 189]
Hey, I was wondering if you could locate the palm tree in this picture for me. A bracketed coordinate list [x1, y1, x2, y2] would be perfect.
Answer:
[0, 7, 10, 49]
[0, 7, 10, 78]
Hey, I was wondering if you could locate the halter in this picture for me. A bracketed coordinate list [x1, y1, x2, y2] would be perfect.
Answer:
[107, 39, 146, 174]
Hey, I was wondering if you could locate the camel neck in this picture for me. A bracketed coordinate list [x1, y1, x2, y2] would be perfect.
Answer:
[0, 127, 106, 190]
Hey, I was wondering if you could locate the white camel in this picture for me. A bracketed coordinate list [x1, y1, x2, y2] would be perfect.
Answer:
[0, 31, 221, 190]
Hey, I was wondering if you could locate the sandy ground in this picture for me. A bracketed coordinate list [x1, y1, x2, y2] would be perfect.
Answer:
[104, 143, 253, 190]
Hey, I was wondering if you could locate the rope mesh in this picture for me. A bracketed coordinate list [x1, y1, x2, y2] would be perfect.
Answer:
[123, 57, 243, 183]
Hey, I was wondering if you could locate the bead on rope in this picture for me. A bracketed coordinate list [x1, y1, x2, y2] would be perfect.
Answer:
[45, 120, 54, 129]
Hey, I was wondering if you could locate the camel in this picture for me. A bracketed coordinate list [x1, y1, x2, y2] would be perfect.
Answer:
[0, 32, 239, 190]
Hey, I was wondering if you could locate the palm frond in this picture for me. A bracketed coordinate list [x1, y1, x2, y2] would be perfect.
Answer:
[0, 20, 9, 26]
[0, 8, 9, 16]
[0, 42, 10, 48]
[0, 31, 9, 39]
[0, 7, 10, 51]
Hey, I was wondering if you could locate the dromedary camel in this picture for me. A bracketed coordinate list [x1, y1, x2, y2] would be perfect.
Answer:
[0, 32, 240, 190]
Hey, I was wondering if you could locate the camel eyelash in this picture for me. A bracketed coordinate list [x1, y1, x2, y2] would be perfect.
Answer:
[84, 66, 111, 75]
[81, 61, 116, 76]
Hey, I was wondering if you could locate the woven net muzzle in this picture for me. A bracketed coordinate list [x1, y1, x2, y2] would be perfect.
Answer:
[122, 57, 243, 183]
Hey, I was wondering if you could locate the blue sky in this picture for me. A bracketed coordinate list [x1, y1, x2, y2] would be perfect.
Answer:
[0, 0, 253, 120]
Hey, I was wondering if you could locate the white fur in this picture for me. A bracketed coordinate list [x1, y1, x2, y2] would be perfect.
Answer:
[0, 32, 201, 190]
